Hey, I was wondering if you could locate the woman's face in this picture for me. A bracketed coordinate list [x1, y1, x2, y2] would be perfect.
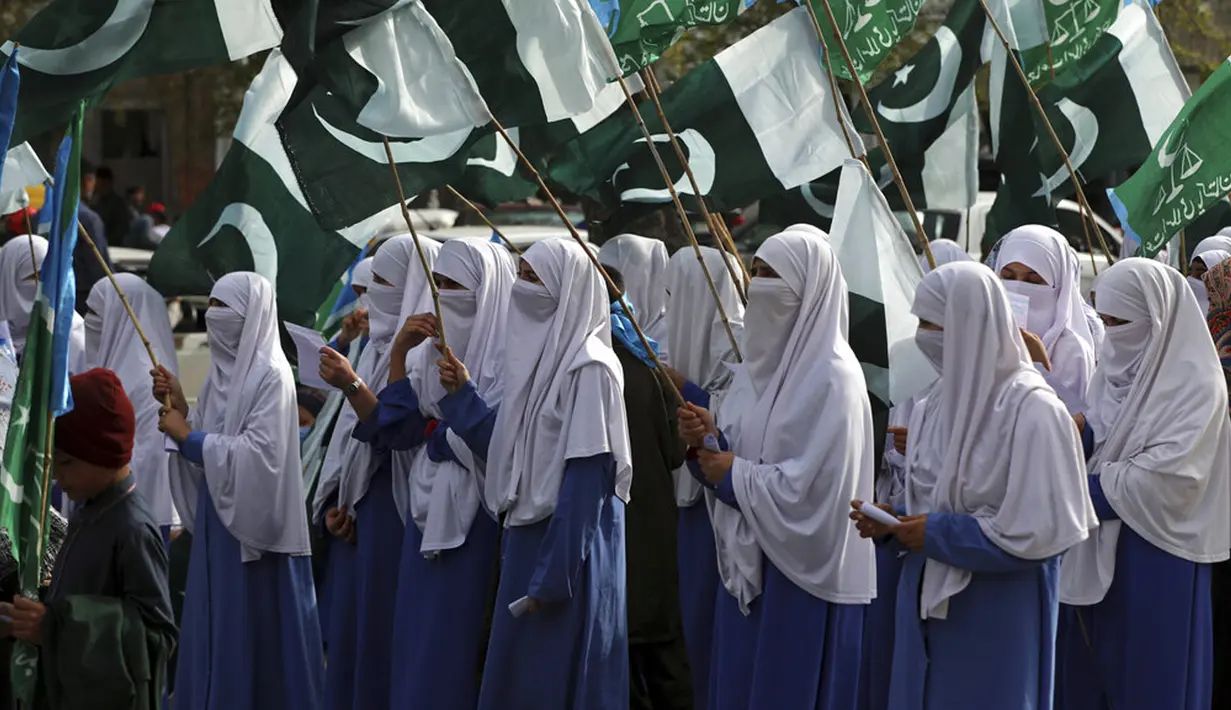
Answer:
[751, 257, 780, 279]
[999, 261, 1049, 286]
[434, 274, 467, 291]
[517, 259, 542, 285]
[1190, 259, 1209, 280]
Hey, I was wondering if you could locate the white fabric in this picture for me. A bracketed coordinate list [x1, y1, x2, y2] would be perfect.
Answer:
[710, 229, 875, 613]
[907, 262, 1095, 619]
[85, 275, 180, 527]
[352, 257, 374, 290]
[921, 239, 970, 274]
[1188, 249, 1231, 314]
[995, 225, 1097, 412]
[1062, 258, 1231, 605]
[664, 246, 745, 506]
[0, 235, 86, 372]
[402, 239, 515, 554]
[168, 273, 310, 561]
[598, 234, 670, 360]
[1194, 235, 1231, 258]
[485, 239, 632, 526]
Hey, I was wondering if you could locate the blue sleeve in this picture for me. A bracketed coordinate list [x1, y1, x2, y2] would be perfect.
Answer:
[528, 453, 614, 604]
[684, 431, 737, 508]
[353, 379, 429, 451]
[425, 424, 460, 465]
[437, 381, 498, 459]
[921, 512, 1047, 573]
[1088, 475, 1120, 521]
[714, 471, 739, 508]
[327, 338, 350, 357]
[1081, 421, 1095, 460]
[179, 432, 207, 466]
[682, 381, 711, 409]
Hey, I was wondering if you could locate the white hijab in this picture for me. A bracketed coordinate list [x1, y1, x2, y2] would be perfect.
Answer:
[168, 273, 310, 561]
[351, 256, 374, 311]
[711, 228, 875, 613]
[1062, 258, 1231, 605]
[0, 236, 86, 372]
[995, 225, 1097, 412]
[485, 239, 632, 526]
[401, 239, 515, 553]
[664, 246, 745, 506]
[921, 239, 970, 274]
[598, 234, 670, 359]
[84, 274, 180, 527]
[907, 262, 1095, 619]
[1188, 249, 1231, 315]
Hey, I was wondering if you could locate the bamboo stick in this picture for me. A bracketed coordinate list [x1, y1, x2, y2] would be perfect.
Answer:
[445, 184, 521, 255]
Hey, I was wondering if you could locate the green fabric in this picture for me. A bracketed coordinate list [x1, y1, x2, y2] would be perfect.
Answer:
[807, 0, 926, 83]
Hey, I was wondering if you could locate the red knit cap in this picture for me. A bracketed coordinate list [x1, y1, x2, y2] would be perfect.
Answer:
[54, 368, 135, 468]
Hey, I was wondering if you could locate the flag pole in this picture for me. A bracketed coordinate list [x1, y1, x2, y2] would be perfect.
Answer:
[812, 0, 938, 270]
[1180, 228, 1188, 275]
[641, 68, 750, 304]
[801, 1, 864, 164]
[488, 116, 685, 406]
[615, 71, 743, 361]
[22, 209, 37, 287]
[444, 185, 520, 255]
[976, 0, 1116, 266]
[381, 137, 448, 352]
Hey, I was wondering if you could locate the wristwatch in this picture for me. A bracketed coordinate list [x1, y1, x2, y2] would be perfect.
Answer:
[344, 378, 363, 395]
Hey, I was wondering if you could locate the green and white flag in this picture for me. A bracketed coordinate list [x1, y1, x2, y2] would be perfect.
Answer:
[596, 0, 756, 74]
[809, 0, 927, 83]
[1, 0, 282, 144]
[0, 143, 47, 214]
[550, 7, 864, 212]
[1021, 0, 1123, 85]
[1109, 55, 1231, 258]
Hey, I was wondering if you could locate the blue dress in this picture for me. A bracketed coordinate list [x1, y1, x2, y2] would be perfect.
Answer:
[678, 381, 719, 709]
[440, 382, 630, 710]
[688, 443, 865, 710]
[887, 513, 1059, 710]
[860, 544, 903, 710]
[172, 435, 324, 710]
[366, 379, 502, 710]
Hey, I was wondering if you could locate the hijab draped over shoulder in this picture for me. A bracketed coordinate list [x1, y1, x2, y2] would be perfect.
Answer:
[485, 239, 632, 526]
[598, 234, 670, 360]
[711, 228, 875, 613]
[1062, 258, 1231, 604]
[169, 272, 310, 561]
[0, 235, 86, 372]
[908, 262, 1095, 619]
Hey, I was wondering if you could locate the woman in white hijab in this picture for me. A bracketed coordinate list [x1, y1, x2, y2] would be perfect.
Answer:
[662, 244, 745, 709]
[313, 234, 439, 710]
[677, 229, 875, 709]
[995, 225, 1098, 412]
[329, 255, 375, 356]
[155, 272, 323, 709]
[1057, 258, 1230, 710]
[851, 261, 1094, 710]
[434, 238, 632, 710]
[599, 233, 671, 361]
[0, 235, 87, 373]
[921, 239, 970, 274]
[1188, 241, 1231, 314]
[84, 273, 180, 537]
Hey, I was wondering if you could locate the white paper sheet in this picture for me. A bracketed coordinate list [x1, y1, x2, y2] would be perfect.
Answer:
[859, 501, 900, 527]
[1006, 291, 1030, 330]
[285, 321, 330, 390]
[508, 595, 534, 618]
[164, 434, 180, 453]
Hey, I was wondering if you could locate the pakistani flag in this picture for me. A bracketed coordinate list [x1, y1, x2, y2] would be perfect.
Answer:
[1109, 55, 1231, 257]
[808, 0, 927, 83]
[1, 0, 282, 145]
[1030, 0, 1189, 200]
[1021, 0, 1123, 85]
[549, 7, 863, 212]
[596, 0, 757, 74]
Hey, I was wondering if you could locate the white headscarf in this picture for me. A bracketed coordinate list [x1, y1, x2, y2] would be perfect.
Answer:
[401, 239, 515, 553]
[907, 262, 1095, 619]
[995, 225, 1097, 412]
[485, 239, 632, 526]
[317, 235, 439, 520]
[0, 235, 86, 372]
[168, 273, 310, 561]
[1062, 258, 1231, 605]
[1188, 249, 1231, 314]
[85, 274, 180, 527]
[921, 239, 970, 274]
[710, 229, 875, 613]
[351, 256, 374, 311]
[1194, 235, 1231, 258]
[664, 246, 745, 506]
[598, 234, 670, 359]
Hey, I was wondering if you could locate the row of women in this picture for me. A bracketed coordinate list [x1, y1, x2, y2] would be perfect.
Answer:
[0, 217, 1228, 710]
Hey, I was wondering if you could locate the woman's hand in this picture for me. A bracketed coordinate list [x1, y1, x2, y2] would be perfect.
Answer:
[891, 515, 928, 552]
[150, 365, 187, 415]
[697, 450, 734, 485]
[1020, 329, 1051, 372]
[319, 346, 357, 390]
[393, 314, 438, 356]
[325, 507, 357, 544]
[436, 342, 471, 394]
[848, 500, 898, 539]
[158, 406, 192, 443]
[677, 403, 716, 448]
[887, 427, 908, 455]
[337, 308, 368, 347]
[1072, 412, 1086, 435]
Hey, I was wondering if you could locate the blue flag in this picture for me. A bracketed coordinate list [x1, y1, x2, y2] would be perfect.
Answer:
[41, 113, 84, 417]
[0, 47, 19, 188]
[35, 179, 53, 234]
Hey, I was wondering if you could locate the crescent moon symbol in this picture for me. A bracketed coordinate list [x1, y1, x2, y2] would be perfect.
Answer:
[1, 0, 155, 76]
[876, 27, 961, 125]
[616, 129, 717, 203]
[467, 128, 519, 177]
[198, 203, 279, 287]
[801, 182, 835, 219]
[313, 104, 473, 165]
[1032, 99, 1099, 198]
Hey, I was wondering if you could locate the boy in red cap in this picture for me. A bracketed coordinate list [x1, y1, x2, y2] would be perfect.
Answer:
[1, 368, 176, 709]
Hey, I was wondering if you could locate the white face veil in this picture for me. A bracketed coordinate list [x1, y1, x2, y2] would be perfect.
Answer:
[168, 272, 311, 561]
[351, 256, 375, 311]
[1062, 258, 1231, 605]
[400, 239, 515, 553]
[85, 274, 180, 527]
[485, 239, 632, 526]
[664, 246, 745, 506]
[0, 236, 47, 355]
[711, 229, 875, 613]
[907, 262, 1095, 619]
[598, 234, 670, 356]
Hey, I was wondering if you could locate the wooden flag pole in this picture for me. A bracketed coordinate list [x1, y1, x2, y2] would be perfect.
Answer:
[78, 224, 164, 376]
[1180, 228, 1188, 275]
[382, 138, 448, 352]
[22, 210, 38, 287]
[488, 116, 685, 406]
[813, 0, 938, 270]
[801, 1, 865, 165]
[976, 0, 1117, 266]
[641, 68, 751, 305]
[444, 185, 521, 255]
